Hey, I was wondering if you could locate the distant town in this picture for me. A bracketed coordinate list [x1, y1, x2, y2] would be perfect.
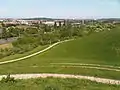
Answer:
[0, 18, 120, 27]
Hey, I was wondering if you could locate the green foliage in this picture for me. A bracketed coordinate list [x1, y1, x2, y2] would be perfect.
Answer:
[12, 36, 40, 53]
[25, 27, 38, 34]
[13, 36, 37, 45]
[1, 74, 16, 83]
[0, 48, 13, 59]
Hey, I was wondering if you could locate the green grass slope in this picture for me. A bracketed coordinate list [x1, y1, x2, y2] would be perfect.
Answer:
[35, 27, 120, 65]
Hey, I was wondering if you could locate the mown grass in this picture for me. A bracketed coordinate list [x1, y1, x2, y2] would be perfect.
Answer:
[0, 27, 120, 80]
[0, 77, 120, 90]
[38, 29, 120, 66]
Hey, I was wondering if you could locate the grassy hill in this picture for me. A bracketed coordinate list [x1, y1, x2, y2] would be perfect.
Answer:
[32, 27, 120, 65]
[0, 27, 120, 79]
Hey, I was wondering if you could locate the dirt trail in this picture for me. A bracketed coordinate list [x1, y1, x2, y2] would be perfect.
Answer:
[0, 73, 120, 85]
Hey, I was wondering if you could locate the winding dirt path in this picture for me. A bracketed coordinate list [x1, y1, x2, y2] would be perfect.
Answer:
[0, 73, 120, 85]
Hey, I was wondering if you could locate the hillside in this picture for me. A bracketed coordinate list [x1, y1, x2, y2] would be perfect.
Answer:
[37, 27, 120, 65]
[0, 27, 120, 80]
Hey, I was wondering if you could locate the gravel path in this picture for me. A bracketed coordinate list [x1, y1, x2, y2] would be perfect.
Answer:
[0, 73, 120, 85]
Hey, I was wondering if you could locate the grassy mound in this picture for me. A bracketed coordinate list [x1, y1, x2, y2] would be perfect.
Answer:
[35, 27, 120, 65]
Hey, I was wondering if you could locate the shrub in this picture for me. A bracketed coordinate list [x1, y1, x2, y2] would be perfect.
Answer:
[1, 74, 16, 83]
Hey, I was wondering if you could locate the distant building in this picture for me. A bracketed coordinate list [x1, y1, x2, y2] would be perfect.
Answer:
[42, 21, 55, 26]
[17, 20, 29, 25]
[42, 20, 64, 26]
[71, 23, 81, 25]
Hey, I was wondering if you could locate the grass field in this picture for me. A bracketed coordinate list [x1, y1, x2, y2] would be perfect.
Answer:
[0, 28, 120, 80]
[0, 77, 120, 90]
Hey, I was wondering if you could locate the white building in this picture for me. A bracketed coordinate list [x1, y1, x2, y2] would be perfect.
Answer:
[17, 20, 29, 25]
[42, 21, 64, 26]
[43, 21, 55, 26]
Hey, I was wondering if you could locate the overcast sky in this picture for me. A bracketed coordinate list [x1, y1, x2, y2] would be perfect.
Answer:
[0, 0, 120, 19]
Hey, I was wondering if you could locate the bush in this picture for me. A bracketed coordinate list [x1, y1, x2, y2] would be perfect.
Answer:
[1, 74, 16, 83]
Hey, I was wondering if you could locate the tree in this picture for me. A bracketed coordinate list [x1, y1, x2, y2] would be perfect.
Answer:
[54, 22, 57, 28]
[63, 20, 66, 26]
[59, 21, 62, 27]
[2, 27, 8, 40]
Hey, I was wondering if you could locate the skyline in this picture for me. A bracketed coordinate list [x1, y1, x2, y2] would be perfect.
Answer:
[0, 0, 120, 19]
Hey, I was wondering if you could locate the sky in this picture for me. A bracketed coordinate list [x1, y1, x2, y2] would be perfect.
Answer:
[0, 0, 120, 19]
